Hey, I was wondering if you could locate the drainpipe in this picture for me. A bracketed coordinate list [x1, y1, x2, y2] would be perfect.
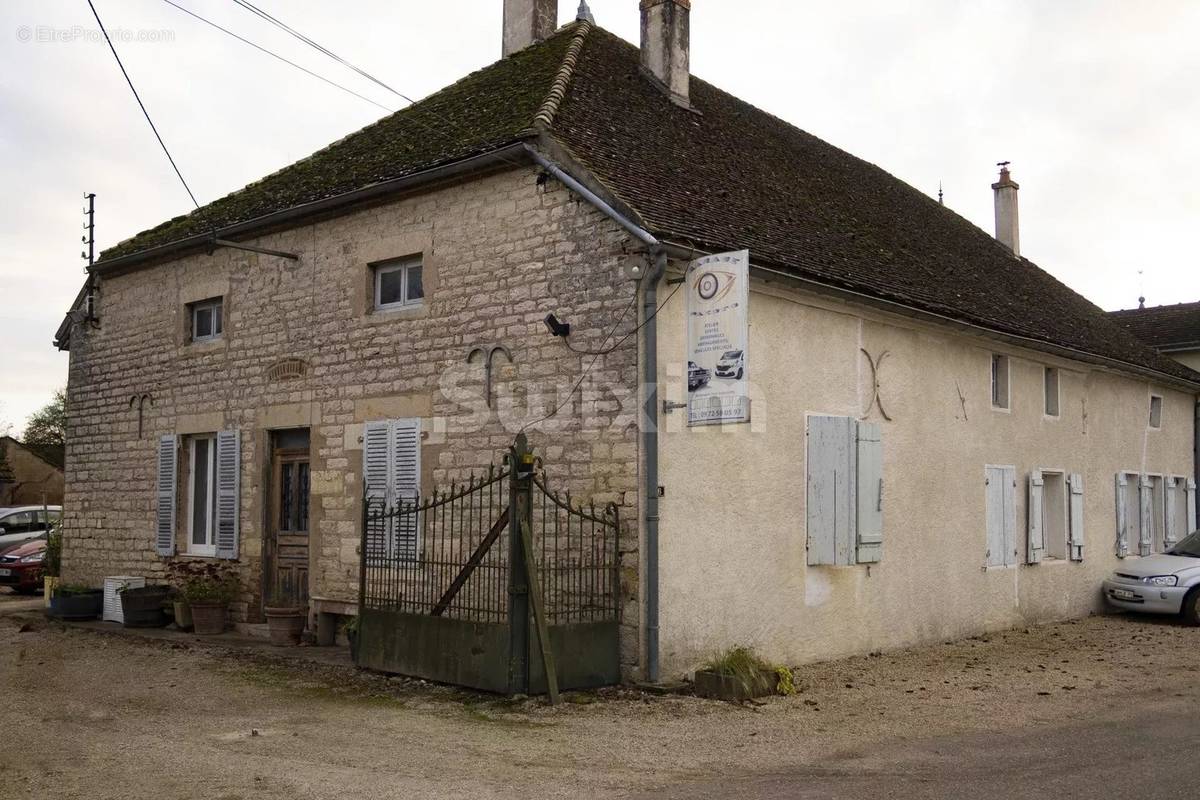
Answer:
[522, 145, 665, 683]
[1195, 398, 1199, 530]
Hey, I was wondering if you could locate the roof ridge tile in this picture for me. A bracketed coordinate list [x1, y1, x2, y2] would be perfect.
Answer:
[532, 20, 592, 131]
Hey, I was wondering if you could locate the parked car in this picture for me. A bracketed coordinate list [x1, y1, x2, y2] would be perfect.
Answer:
[0, 537, 46, 594]
[687, 361, 711, 392]
[1102, 528, 1200, 623]
[714, 349, 745, 379]
[0, 505, 61, 551]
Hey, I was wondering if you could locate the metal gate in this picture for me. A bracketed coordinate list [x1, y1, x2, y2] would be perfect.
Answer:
[355, 435, 621, 697]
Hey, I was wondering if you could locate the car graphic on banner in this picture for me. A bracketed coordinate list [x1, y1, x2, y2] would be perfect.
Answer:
[685, 250, 750, 426]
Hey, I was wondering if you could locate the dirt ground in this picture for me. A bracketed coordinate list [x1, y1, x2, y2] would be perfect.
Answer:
[2, 594, 1198, 799]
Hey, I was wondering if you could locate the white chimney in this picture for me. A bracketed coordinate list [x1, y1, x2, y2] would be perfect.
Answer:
[503, 0, 558, 57]
[640, 0, 691, 107]
[992, 162, 1020, 256]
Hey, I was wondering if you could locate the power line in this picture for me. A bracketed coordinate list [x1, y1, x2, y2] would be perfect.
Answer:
[160, 0, 394, 113]
[86, 0, 200, 208]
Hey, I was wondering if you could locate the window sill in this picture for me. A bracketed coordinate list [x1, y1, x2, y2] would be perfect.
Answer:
[990, 405, 1011, 414]
[185, 338, 227, 355]
[179, 550, 218, 560]
[983, 563, 1017, 572]
[366, 304, 429, 324]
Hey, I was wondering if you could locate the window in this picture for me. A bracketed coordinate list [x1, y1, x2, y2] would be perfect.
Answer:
[1029, 470, 1069, 560]
[1167, 476, 1197, 547]
[362, 418, 422, 562]
[0, 510, 37, 535]
[190, 298, 224, 342]
[1148, 395, 1163, 429]
[374, 258, 424, 311]
[1043, 367, 1060, 417]
[986, 465, 1017, 567]
[806, 416, 883, 566]
[991, 354, 1010, 410]
[188, 435, 218, 556]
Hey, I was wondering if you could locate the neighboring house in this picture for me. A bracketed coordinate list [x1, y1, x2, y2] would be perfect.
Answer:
[0, 436, 65, 507]
[1110, 301, 1200, 373]
[56, 0, 1198, 682]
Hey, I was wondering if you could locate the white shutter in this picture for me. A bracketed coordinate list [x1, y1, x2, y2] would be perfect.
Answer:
[1164, 477, 1179, 549]
[1027, 470, 1045, 564]
[362, 420, 392, 563]
[1187, 478, 1197, 535]
[854, 421, 882, 564]
[1068, 473, 1084, 561]
[155, 435, 177, 557]
[1138, 474, 1153, 556]
[392, 418, 421, 562]
[1115, 472, 1129, 557]
[214, 430, 240, 560]
[806, 416, 856, 566]
[985, 466, 1016, 567]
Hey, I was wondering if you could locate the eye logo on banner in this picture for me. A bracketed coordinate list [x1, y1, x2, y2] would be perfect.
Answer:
[685, 250, 750, 426]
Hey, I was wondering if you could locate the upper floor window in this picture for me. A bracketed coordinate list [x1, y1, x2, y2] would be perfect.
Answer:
[1149, 394, 1163, 429]
[374, 258, 423, 311]
[1043, 367, 1060, 417]
[991, 354, 1010, 410]
[190, 297, 223, 343]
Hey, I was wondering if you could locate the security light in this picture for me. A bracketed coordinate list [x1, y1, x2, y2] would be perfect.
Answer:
[543, 313, 571, 337]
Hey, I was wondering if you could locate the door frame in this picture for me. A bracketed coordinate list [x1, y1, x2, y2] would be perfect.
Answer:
[262, 430, 312, 614]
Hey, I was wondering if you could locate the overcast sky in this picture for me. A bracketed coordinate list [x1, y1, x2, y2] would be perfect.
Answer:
[2, 0, 1198, 432]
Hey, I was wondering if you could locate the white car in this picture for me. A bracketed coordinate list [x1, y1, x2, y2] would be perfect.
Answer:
[714, 350, 744, 380]
[0, 506, 61, 551]
[1102, 529, 1200, 624]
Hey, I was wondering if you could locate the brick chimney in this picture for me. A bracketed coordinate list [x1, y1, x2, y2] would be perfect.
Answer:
[992, 162, 1020, 256]
[503, 0, 557, 57]
[640, 0, 691, 106]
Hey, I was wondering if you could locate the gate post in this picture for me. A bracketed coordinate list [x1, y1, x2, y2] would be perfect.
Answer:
[506, 433, 535, 694]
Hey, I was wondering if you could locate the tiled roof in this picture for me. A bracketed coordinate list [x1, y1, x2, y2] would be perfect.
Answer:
[1109, 301, 1200, 351]
[91, 22, 1199, 386]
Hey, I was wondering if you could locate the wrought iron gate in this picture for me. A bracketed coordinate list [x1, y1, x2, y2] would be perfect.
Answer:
[356, 435, 621, 696]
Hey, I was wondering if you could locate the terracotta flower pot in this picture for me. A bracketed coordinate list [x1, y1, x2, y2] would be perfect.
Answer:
[264, 606, 305, 646]
[189, 602, 228, 635]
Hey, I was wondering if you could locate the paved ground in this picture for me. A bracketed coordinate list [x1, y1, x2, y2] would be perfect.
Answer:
[2, 588, 1198, 799]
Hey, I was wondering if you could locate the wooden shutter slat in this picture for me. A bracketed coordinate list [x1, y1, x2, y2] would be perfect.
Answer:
[1164, 477, 1179, 549]
[1027, 469, 1045, 564]
[806, 416, 856, 566]
[214, 430, 240, 560]
[1138, 474, 1154, 556]
[854, 421, 882, 564]
[392, 419, 421, 562]
[362, 421, 392, 563]
[155, 435, 177, 557]
[1068, 473, 1084, 561]
[1187, 478, 1197, 536]
[1115, 472, 1129, 558]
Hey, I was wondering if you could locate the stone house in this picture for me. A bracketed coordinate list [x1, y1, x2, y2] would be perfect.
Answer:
[0, 436, 65, 507]
[57, 1, 1199, 682]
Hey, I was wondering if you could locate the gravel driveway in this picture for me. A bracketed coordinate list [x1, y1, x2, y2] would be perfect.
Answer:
[1, 599, 1197, 799]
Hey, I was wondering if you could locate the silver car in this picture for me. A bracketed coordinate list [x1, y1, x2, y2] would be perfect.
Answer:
[1103, 528, 1200, 624]
[0, 506, 62, 551]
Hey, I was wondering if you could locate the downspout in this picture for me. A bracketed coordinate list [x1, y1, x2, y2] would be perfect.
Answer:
[521, 145, 665, 682]
[1195, 397, 1199, 530]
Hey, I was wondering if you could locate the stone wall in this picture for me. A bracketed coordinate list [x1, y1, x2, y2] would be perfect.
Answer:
[61, 167, 643, 675]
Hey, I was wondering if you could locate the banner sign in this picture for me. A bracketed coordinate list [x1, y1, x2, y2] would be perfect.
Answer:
[686, 250, 750, 426]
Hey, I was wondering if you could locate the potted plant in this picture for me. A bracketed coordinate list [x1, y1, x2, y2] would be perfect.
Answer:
[48, 583, 104, 620]
[693, 646, 793, 702]
[165, 563, 193, 630]
[42, 525, 62, 609]
[119, 584, 172, 627]
[173, 561, 238, 635]
[342, 615, 360, 661]
[263, 589, 305, 646]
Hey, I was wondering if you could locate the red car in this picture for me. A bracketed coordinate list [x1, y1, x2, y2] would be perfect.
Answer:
[0, 538, 46, 594]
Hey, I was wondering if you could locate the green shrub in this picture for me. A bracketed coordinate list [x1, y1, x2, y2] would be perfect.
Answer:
[168, 560, 239, 605]
[703, 646, 797, 697]
[43, 526, 62, 578]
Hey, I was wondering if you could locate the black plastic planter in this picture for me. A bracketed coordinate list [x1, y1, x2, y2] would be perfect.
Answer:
[120, 585, 171, 628]
[48, 589, 103, 620]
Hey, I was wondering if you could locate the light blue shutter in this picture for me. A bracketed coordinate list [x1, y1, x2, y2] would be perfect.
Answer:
[392, 419, 421, 561]
[807, 416, 856, 566]
[1068, 473, 1084, 561]
[1002, 467, 1017, 566]
[1138, 474, 1153, 556]
[985, 467, 1005, 567]
[855, 421, 882, 563]
[1027, 470, 1045, 564]
[155, 435, 177, 557]
[1186, 479, 1197, 535]
[214, 430, 240, 560]
[1115, 472, 1129, 557]
[362, 421, 391, 563]
[1164, 478, 1179, 549]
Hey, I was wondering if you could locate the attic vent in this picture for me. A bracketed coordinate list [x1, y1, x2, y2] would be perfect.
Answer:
[266, 358, 309, 382]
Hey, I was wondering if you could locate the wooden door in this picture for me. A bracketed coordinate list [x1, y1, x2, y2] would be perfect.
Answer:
[270, 448, 310, 608]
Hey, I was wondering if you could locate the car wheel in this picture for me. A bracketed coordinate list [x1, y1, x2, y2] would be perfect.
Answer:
[1182, 588, 1200, 626]
[736, 368, 743, 379]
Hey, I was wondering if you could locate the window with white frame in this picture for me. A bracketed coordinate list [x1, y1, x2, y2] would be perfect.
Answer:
[991, 354, 1010, 410]
[1148, 394, 1163, 429]
[373, 258, 424, 311]
[1043, 367, 1060, 417]
[190, 297, 223, 343]
[188, 434, 218, 556]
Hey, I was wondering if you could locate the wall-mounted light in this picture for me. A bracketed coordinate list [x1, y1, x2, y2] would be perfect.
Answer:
[543, 313, 571, 338]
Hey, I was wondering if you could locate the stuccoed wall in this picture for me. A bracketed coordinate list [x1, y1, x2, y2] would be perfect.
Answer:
[61, 167, 643, 675]
[654, 275, 1195, 676]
